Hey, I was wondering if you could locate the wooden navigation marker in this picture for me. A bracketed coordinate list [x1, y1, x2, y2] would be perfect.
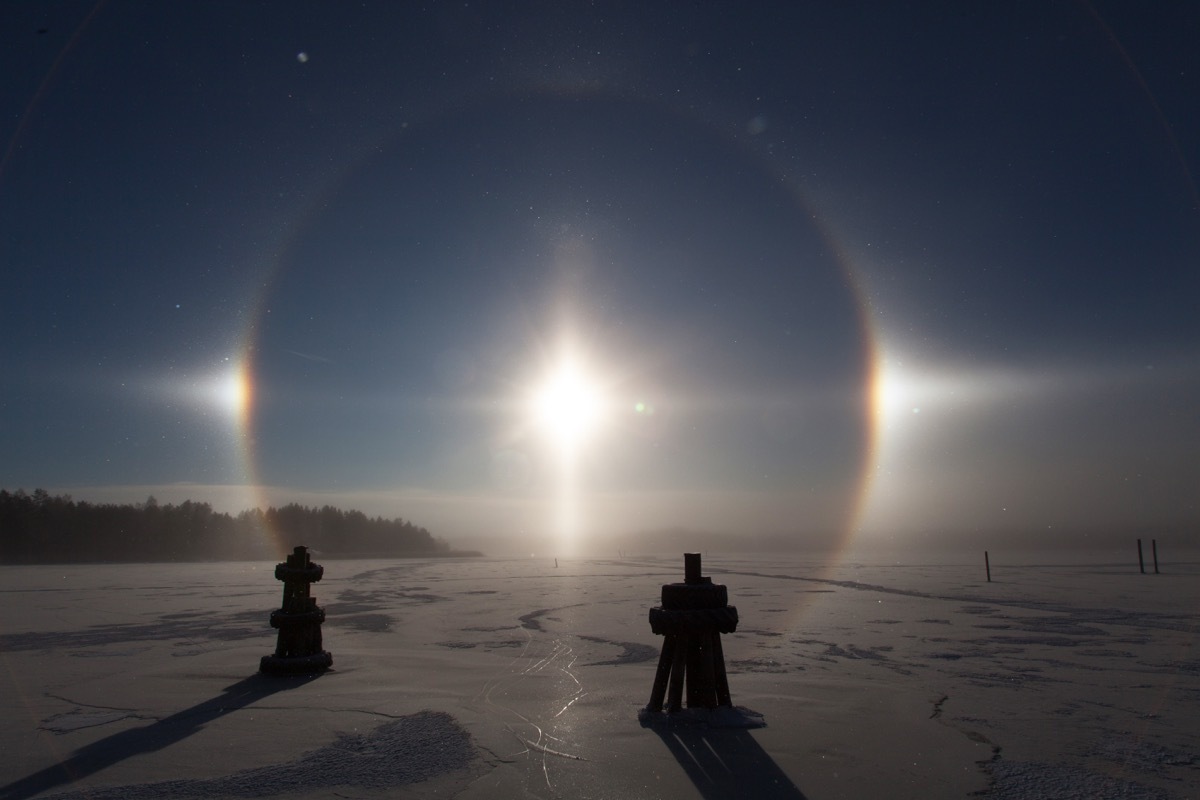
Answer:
[260, 545, 333, 675]
[646, 553, 739, 712]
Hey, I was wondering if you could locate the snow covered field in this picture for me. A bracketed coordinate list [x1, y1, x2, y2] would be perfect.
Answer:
[1, 553, 1197, 798]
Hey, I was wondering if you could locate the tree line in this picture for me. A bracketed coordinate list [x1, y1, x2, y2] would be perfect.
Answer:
[0, 488, 478, 564]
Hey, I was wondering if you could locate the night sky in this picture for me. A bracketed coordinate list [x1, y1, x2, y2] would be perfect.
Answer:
[3, 2, 1198, 555]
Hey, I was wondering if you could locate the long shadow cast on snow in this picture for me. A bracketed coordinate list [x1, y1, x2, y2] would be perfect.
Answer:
[0, 672, 318, 800]
[640, 714, 808, 800]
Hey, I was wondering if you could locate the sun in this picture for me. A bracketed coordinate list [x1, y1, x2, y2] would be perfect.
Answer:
[527, 346, 610, 557]
[531, 355, 607, 454]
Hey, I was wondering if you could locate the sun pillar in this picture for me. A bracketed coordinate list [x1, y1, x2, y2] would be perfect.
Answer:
[531, 346, 607, 559]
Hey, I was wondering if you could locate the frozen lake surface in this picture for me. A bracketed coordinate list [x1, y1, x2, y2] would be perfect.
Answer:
[1, 554, 1197, 798]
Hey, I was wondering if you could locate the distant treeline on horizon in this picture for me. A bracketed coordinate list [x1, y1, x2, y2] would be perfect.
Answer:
[0, 488, 479, 564]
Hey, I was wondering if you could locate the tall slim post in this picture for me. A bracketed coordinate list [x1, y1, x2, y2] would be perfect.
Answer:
[1137, 538, 1145, 574]
[1152, 539, 1159, 574]
[985, 551, 991, 583]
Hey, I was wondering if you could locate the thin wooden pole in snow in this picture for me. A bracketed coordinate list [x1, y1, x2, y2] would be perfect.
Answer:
[1137, 538, 1145, 574]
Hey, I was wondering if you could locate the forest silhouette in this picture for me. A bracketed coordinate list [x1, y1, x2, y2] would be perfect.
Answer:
[0, 489, 476, 564]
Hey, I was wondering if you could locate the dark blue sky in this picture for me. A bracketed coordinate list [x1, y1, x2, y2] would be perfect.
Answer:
[3, 2, 1197, 553]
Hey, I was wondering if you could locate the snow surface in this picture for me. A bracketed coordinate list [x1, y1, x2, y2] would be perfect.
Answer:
[1, 554, 1197, 798]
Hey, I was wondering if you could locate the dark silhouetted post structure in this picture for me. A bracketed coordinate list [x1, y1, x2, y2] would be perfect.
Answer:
[261, 545, 333, 675]
[1152, 539, 1159, 574]
[1137, 538, 1145, 574]
[985, 551, 991, 582]
[646, 553, 738, 712]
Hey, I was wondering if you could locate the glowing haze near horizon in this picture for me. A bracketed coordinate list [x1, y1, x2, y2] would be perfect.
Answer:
[2, 3, 1198, 556]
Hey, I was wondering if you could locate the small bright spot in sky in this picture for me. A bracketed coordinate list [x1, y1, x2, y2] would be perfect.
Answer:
[296, 52, 309, 63]
[186, 363, 252, 420]
[151, 361, 252, 437]
[874, 358, 921, 430]
[217, 368, 250, 416]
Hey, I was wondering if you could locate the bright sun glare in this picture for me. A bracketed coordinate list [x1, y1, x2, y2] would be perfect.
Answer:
[532, 357, 606, 453]
[526, 344, 611, 555]
[874, 359, 920, 427]
[212, 361, 252, 423]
